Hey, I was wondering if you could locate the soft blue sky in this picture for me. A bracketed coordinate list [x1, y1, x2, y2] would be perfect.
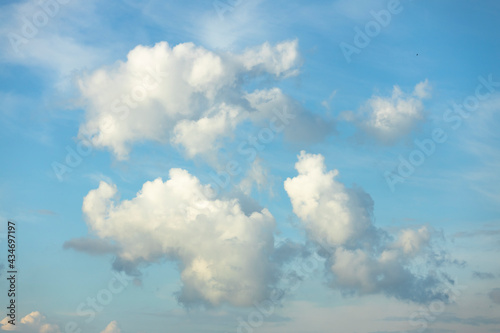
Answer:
[0, 1, 499, 332]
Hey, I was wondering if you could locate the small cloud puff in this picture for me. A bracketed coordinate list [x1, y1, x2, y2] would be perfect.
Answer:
[343, 80, 431, 145]
[1, 312, 59, 332]
[100, 321, 120, 333]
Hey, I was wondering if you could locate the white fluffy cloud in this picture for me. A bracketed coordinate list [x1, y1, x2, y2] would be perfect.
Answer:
[1, 312, 60, 332]
[1, 314, 121, 333]
[285, 151, 445, 302]
[171, 103, 243, 159]
[78, 40, 302, 160]
[344, 80, 431, 144]
[81, 168, 276, 306]
[284, 151, 373, 248]
[238, 41, 301, 77]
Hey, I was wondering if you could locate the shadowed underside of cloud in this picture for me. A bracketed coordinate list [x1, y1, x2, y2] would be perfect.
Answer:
[63, 237, 120, 256]
[284, 151, 450, 303]
[489, 288, 500, 305]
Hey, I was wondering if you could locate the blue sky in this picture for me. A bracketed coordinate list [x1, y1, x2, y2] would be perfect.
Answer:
[0, 0, 500, 332]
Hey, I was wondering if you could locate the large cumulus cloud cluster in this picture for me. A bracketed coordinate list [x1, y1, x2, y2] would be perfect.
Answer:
[67, 39, 451, 309]
[77, 40, 331, 161]
[285, 151, 447, 302]
[79, 168, 277, 307]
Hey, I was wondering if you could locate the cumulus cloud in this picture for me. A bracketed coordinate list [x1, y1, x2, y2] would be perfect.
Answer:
[284, 151, 373, 248]
[1, 311, 60, 332]
[77, 39, 325, 160]
[101, 321, 120, 333]
[284, 151, 447, 302]
[237, 41, 301, 77]
[343, 80, 430, 144]
[79, 168, 277, 307]
[171, 103, 243, 159]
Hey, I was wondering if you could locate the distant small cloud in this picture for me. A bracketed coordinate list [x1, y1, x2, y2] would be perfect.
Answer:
[489, 288, 500, 305]
[63, 237, 120, 256]
[35, 209, 56, 216]
[100, 321, 120, 333]
[453, 229, 500, 239]
[0, 311, 59, 332]
[472, 271, 495, 280]
[342, 80, 430, 145]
